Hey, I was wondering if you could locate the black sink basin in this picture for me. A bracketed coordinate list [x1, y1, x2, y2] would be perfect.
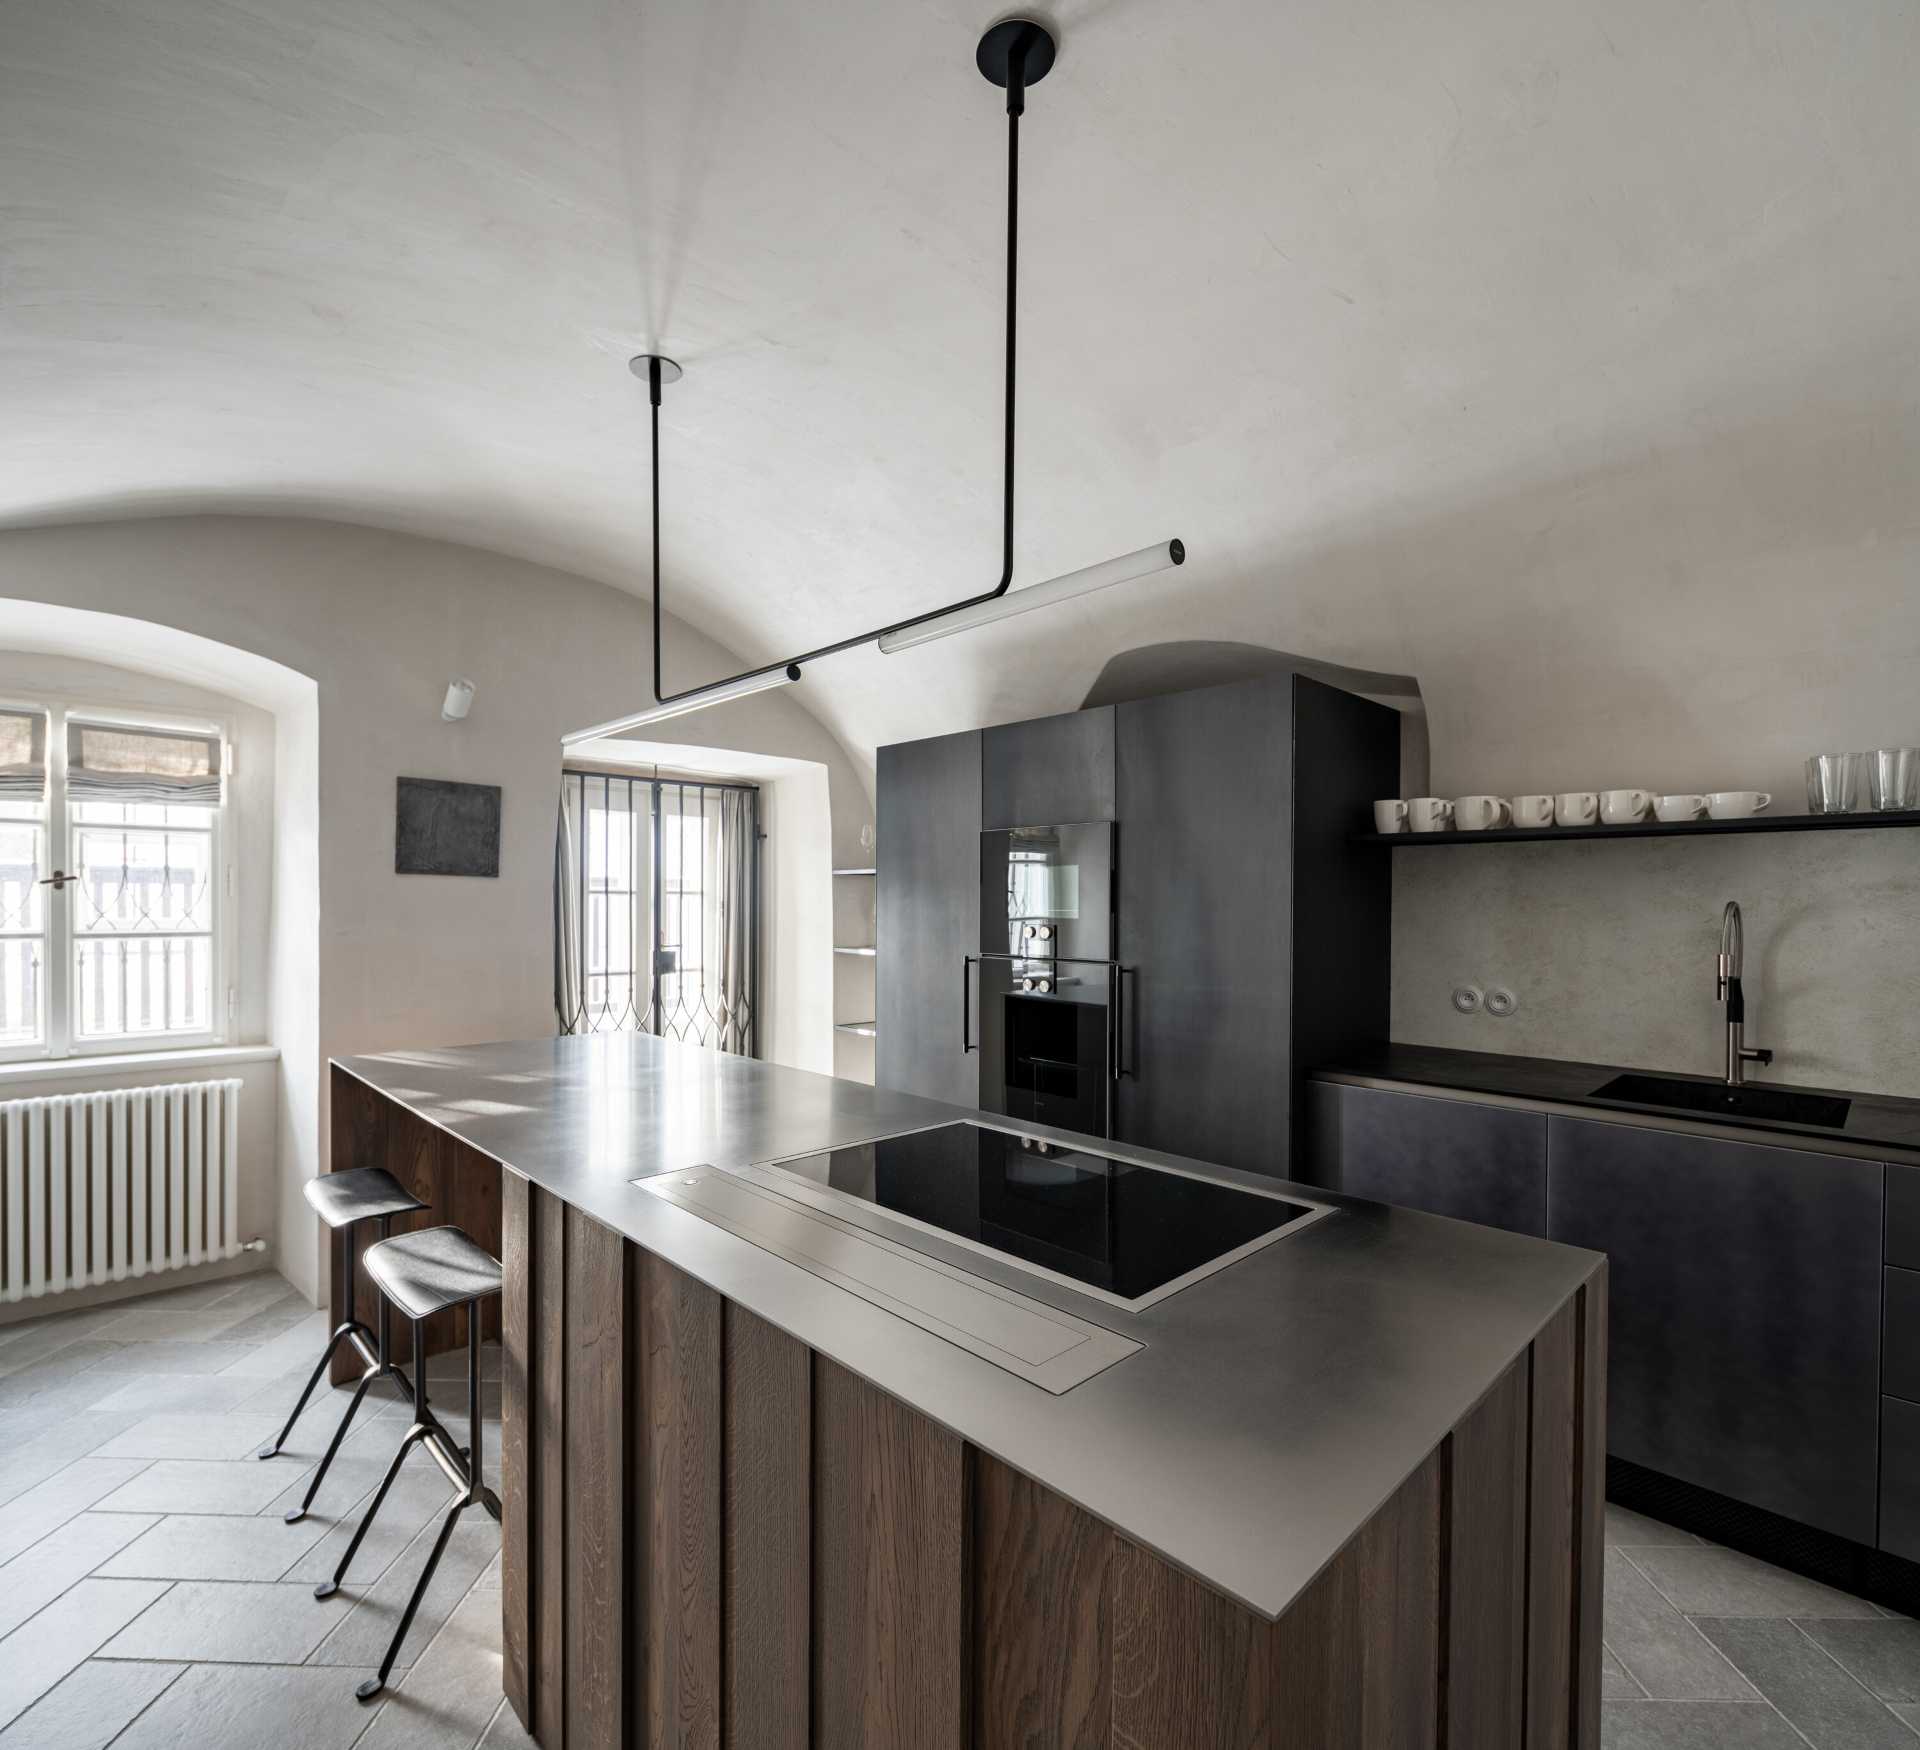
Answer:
[1590, 1073, 1852, 1129]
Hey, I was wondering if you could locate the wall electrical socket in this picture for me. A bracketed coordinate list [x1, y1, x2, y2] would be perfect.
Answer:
[1485, 988, 1519, 1018]
[1451, 986, 1483, 1014]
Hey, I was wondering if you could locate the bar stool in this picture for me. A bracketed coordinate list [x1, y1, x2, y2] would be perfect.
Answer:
[258, 1166, 427, 1524]
[315, 1224, 504, 1702]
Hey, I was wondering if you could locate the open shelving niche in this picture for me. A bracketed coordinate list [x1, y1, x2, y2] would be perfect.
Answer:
[832, 865, 878, 1071]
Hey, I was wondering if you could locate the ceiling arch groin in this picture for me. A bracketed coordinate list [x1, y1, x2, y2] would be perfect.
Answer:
[1, 0, 1915, 794]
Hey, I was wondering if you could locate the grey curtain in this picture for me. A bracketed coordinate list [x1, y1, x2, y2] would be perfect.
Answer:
[711, 786, 754, 1055]
[554, 778, 583, 1032]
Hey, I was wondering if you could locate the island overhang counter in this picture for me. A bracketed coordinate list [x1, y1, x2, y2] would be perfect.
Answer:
[329, 1034, 1606, 1749]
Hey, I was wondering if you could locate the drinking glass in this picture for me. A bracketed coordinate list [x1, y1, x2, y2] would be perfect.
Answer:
[1866, 748, 1920, 811]
[1805, 753, 1859, 814]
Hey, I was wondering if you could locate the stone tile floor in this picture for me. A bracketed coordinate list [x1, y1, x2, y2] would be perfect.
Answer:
[1601, 1505, 1920, 1747]
[3, 1270, 1918, 1746]
[0, 1271, 526, 1750]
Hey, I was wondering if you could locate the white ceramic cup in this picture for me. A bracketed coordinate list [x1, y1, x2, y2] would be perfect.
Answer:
[1705, 790, 1771, 819]
[1407, 797, 1454, 833]
[1510, 794, 1555, 828]
[1554, 791, 1599, 826]
[1453, 795, 1511, 832]
[1600, 788, 1654, 825]
[1372, 799, 1408, 834]
[1653, 794, 1706, 822]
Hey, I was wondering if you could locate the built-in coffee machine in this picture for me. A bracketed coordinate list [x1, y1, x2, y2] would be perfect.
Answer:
[970, 821, 1120, 1136]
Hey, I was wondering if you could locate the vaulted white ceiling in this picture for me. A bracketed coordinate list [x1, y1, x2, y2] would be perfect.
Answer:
[4, 0, 1917, 790]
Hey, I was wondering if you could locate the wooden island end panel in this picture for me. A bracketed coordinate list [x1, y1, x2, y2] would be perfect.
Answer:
[497, 1161, 1608, 1750]
[326, 1065, 503, 1384]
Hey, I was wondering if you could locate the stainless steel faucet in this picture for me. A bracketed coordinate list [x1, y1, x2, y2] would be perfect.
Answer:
[1716, 901, 1774, 1086]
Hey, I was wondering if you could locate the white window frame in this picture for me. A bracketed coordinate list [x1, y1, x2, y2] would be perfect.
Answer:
[0, 694, 234, 1065]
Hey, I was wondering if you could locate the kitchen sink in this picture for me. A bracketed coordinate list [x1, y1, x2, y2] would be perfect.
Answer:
[1590, 1073, 1852, 1130]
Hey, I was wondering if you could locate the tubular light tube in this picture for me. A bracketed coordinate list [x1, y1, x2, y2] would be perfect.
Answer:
[877, 539, 1185, 654]
[561, 663, 802, 745]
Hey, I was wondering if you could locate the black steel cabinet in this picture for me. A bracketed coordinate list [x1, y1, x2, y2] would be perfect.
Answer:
[1883, 1397, 1920, 1563]
[1885, 1266, 1920, 1404]
[1316, 1084, 1547, 1234]
[1889, 1163, 1920, 1269]
[1114, 676, 1292, 1175]
[875, 729, 981, 1106]
[1546, 1117, 1883, 1544]
[981, 707, 1114, 829]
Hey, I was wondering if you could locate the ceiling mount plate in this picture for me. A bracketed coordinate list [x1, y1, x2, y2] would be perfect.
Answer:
[976, 19, 1057, 90]
[627, 354, 683, 386]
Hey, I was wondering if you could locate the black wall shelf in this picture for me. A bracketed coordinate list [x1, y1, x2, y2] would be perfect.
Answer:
[1355, 809, 1920, 848]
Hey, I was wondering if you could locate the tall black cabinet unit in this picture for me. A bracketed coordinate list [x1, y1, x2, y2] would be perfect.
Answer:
[876, 672, 1398, 1181]
[876, 728, 982, 1108]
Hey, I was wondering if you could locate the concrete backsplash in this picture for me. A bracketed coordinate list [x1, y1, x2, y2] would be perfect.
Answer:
[1390, 830, 1920, 1100]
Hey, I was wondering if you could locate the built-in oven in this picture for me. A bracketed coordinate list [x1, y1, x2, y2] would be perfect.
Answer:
[967, 822, 1126, 1136]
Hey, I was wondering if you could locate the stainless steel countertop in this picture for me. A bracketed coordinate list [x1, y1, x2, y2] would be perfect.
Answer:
[337, 1034, 1602, 1621]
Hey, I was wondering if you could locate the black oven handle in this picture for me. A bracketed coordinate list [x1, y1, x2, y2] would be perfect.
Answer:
[1115, 965, 1136, 1080]
[962, 955, 975, 1054]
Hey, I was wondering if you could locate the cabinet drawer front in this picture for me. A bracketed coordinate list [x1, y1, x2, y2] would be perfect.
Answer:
[1883, 1397, 1920, 1563]
[1887, 1267, 1920, 1404]
[1335, 1086, 1547, 1236]
[1546, 1116, 1882, 1545]
[1890, 1164, 1920, 1270]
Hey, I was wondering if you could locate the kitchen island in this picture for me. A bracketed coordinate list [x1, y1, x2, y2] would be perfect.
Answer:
[330, 1034, 1606, 1749]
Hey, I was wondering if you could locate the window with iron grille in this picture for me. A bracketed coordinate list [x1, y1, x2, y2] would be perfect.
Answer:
[0, 701, 230, 1061]
[555, 771, 759, 1054]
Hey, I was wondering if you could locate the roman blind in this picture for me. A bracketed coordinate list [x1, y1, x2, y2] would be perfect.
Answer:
[0, 708, 46, 799]
[66, 720, 222, 805]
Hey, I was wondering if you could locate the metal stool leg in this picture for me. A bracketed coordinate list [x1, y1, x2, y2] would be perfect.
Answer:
[463, 1298, 502, 1518]
[284, 1368, 377, 1524]
[356, 1300, 494, 1701]
[255, 1320, 358, 1461]
[263, 1214, 412, 1467]
[273, 1215, 416, 1514]
[316, 1312, 432, 1601]
[314, 1417, 430, 1600]
[356, 1491, 470, 1701]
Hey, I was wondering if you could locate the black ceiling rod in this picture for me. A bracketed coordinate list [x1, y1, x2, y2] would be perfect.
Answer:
[632, 21, 1053, 714]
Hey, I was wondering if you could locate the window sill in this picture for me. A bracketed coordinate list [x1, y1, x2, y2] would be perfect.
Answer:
[0, 1045, 281, 1086]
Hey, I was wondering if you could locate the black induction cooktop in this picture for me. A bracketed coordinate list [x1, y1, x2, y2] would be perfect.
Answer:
[765, 1122, 1320, 1303]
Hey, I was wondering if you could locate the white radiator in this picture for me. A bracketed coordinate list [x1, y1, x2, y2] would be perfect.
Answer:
[0, 1079, 243, 1303]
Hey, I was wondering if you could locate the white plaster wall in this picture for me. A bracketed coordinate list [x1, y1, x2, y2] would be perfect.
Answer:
[757, 768, 834, 1077]
[0, 515, 875, 1299]
[1391, 831, 1920, 1099]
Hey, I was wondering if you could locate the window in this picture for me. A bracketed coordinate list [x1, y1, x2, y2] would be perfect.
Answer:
[555, 772, 759, 1054]
[0, 701, 230, 1061]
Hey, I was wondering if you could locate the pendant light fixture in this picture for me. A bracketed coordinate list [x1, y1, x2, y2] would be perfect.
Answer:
[564, 19, 1184, 746]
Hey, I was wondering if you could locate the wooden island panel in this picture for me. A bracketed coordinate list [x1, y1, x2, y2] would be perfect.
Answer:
[495, 1164, 1608, 1750]
[326, 1064, 503, 1384]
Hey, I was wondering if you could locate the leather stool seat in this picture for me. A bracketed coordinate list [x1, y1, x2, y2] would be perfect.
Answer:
[303, 1167, 425, 1230]
[362, 1226, 503, 1323]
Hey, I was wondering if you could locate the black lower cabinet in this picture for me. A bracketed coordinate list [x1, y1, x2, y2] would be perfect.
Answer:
[1883, 1398, 1920, 1563]
[1885, 1267, 1920, 1404]
[1546, 1117, 1883, 1545]
[1312, 1083, 1546, 1235]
